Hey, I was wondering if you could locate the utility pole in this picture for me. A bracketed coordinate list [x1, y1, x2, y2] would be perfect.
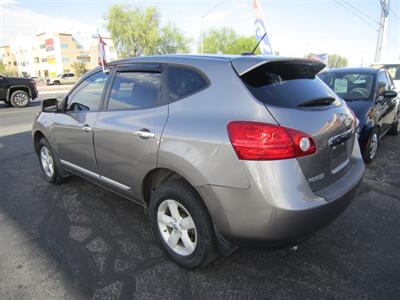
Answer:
[374, 0, 390, 62]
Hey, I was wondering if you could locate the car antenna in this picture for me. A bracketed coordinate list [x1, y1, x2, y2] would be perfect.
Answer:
[242, 33, 267, 56]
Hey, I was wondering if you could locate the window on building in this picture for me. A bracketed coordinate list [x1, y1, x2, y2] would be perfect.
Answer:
[41, 58, 48, 63]
[61, 43, 69, 49]
[40, 44, 45, 49]
[46, 46, 54, 52]
[13, 61, 17, 66]
[77, 56, 90, 63]
[62, 58, 70, 63]
[107, 71, 162, 110]
[44, 70, 49, 77]
[34, 57, 39, 64]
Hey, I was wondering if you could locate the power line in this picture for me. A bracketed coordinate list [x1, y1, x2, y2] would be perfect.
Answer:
[389, 7, 400, 21]
[333, 0, 378, 31]
[340, 0, 379, 25]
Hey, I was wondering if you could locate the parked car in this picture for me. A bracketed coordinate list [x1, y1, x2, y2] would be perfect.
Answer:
[371, 63, 400, 90]
[30, 76, 46, 86]
[319, 68, 399, 163]
[33, 55, 365, 268]
[0, 73, 38, 107]
[47, 72, 77, 85]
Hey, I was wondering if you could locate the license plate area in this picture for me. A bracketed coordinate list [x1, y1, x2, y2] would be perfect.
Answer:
[330, 141, 349, 174]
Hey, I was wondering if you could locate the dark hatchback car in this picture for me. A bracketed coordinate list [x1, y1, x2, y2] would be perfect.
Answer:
[319, 68, 399, 162]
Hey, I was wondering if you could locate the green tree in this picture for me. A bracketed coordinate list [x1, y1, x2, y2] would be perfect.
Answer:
[105, 5, 189, 57]
[157, 22, 190, 55]
[328, 54, 348, 68]
[71, 61, 87, 78]
[200, 28, 260, 55]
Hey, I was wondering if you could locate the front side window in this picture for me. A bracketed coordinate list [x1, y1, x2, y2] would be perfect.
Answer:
[66, 71, 108, 112]
[167, 66, 208, 101]
[376, 72, 390, 98]
[107, 71, 162, 110]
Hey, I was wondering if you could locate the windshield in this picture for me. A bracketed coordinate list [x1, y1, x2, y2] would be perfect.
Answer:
[318, 72, 374, 101]
[371, 64, 400, 80]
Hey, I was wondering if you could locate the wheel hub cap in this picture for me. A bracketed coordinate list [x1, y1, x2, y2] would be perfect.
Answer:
[157, 199, 197, 256]
[40, 146, 54, 178]
[14, 93, 28, 106]
[370, 134, 378, 159]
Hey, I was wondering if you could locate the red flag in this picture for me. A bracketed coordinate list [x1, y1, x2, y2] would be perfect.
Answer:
[98, 34, 107, 70]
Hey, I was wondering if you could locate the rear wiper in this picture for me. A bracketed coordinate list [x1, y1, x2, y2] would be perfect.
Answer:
[298, 97, 336, 107]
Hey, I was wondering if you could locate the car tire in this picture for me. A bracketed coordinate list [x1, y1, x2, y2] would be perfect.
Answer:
[10, 90, 30, 108]
[38, 138, 66, 184]
[53, 80, 61, 85]
[388, 111, 400, 135]
[363, 128, 379, 163]
[149, 179, 218, 269]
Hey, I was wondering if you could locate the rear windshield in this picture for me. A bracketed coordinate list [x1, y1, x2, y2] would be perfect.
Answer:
[318, 72, 374, 101]
[241, 61, 337, 108]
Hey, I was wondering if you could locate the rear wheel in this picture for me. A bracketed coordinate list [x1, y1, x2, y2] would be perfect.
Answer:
[53, 80, 61, 85]
[10, 90, 30, 108]
[363, 128, 379, 163]
[149, 180, 217, 269]
[388, 111, 400, 135]
[38, 138, 65, 184]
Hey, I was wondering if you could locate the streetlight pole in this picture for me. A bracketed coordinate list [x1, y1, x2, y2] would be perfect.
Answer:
[201, 0, 226, 54]
[374, 0, 390, 62]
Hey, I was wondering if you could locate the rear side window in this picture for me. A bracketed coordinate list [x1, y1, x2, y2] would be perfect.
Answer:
[241, 61, 337, 108]
[167, 66, 208, 101]
[107, 72, 162, 110]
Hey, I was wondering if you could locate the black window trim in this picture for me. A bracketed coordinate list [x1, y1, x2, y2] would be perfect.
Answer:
[102, 63, 168, 112]
[165, 63, 211, 103]
[62, 68, 113, 114]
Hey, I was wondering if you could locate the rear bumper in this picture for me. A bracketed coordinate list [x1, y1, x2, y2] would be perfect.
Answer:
[197, 149, 365, 248]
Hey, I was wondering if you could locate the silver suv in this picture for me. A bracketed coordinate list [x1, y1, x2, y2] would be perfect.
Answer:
[33, 55, 365, 268]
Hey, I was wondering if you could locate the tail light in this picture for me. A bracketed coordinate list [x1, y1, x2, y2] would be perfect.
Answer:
[227, 121, 316, 160]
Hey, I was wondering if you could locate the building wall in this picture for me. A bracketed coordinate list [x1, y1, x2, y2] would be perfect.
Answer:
[0, 46, 18, 74]
[3, 32, 118, 78]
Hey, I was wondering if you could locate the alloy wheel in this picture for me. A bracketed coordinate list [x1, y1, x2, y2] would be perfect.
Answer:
[370, 133, 378, 160]
[157, 199, 197, 256]
[40, 146, 54, 178]
[13, 93, 29, 106]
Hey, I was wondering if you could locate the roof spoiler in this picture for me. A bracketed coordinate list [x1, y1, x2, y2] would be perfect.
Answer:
[231, 56, 326, 77]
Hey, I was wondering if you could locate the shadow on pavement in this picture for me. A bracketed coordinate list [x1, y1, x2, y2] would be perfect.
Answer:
[0, 131, 399, 299]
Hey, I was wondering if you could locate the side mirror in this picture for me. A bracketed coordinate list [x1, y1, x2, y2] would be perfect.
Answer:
[383, 90, 398, 99]
[42, 98, 58, 113]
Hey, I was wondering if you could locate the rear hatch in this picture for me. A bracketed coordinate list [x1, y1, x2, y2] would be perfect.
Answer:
[233, 57, 356, 192]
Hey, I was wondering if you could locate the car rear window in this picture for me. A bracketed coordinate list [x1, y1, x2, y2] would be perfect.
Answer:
[240, 61, 337, 108]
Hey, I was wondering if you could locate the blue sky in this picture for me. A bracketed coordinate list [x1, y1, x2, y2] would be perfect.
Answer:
[1, 0, 399, 65]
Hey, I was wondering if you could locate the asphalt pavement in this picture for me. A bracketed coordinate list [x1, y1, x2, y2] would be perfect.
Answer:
[0, 95, 399, 299]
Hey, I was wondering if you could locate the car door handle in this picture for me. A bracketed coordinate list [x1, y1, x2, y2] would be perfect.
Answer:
[82, 125, 93, 133]
[132, 130, 155, 139]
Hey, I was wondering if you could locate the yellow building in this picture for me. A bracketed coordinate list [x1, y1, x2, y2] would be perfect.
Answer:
[0, 45, 18, 74]
[6, 32, 117, 77]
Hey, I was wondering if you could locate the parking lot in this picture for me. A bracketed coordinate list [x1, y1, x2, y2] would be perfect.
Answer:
[0, 95, 399, 299]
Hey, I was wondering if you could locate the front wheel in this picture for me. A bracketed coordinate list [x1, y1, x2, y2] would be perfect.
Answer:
[149, 180, 217, 269]
[38, 138, 65, 184]
[388, 112, 400, 135]
[363, 128, 379, 163]
[10, 90, 30, 108]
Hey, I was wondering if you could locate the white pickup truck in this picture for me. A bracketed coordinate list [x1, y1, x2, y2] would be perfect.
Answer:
[46, 72, 77, 85]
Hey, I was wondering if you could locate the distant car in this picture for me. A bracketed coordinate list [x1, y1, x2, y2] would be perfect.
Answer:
[371, 63, 400, 90]
[0, 73, 38, 107]
[30, 76, 46, 86]
[319, 68, 399, 163]
[33, 55, 365, 268]
[47, 72, 77, 85]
